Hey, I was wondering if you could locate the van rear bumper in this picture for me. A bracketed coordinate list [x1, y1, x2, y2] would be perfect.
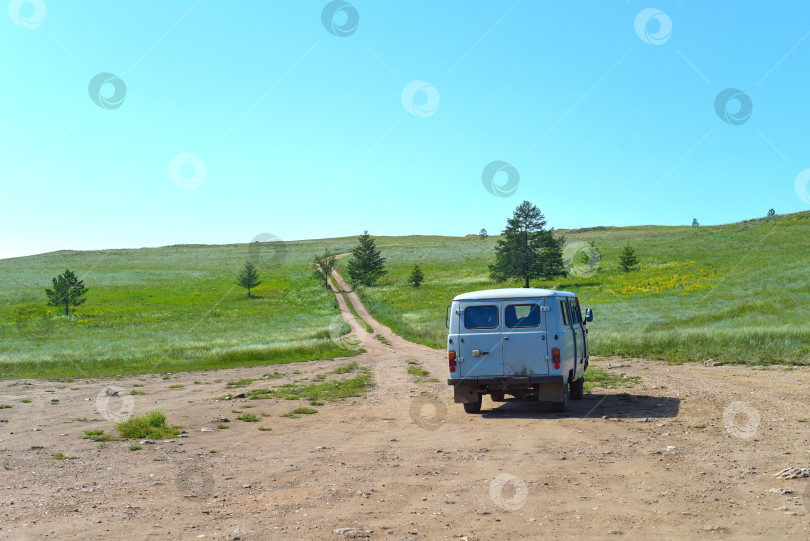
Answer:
[447, 375, 563, 386]
[448, 375, 565, 403]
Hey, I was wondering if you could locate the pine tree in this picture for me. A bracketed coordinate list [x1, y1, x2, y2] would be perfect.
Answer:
[619, 245, 639, 272]
[479, 228, 488, 240]
[692, 218, 699, 228]
[45, 269, 88, 316]
[489, 201, 566, 287]
[313, 249, 337, 288]
[767, 208, 776, 217]
[408, 265, 425, 287]
[346, 231, 387, 287]
[236, 260, 261, 297]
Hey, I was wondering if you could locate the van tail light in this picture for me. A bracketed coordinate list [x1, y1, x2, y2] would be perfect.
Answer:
[448, 351, 457, 373]
[552, 348, 560, 370]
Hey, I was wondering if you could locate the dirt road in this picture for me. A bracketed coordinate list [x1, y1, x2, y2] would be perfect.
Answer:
[1, 269, 809, 540]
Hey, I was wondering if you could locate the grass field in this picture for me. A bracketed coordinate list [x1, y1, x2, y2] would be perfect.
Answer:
[0, 238, 362, 379]
[350, 211, 810, 365]
[2, 212, 809, 379]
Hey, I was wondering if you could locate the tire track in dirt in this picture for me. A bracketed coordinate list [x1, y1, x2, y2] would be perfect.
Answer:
[327, 256, 446, 399]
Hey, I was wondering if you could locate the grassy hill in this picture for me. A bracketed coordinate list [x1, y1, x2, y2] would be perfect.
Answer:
[350, 212, 810, 366]
[0, 237, 362, 379]
[2, 212, 809, 379]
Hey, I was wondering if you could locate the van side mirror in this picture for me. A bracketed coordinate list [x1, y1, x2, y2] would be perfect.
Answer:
[585, 308, 593, 322]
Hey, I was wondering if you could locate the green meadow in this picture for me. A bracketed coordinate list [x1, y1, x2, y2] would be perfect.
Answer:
[2, 211, 809, 379]
[351, 212, 810, 365]
[0, 238, 361, 379]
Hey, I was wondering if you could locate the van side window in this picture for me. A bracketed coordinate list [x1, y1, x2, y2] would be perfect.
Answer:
[568, 299, 580, 324]
[573, 300, 583, 324]
[505, 304, 541, 328]
[560, 300, 569, 326]
[464, 306, 499, 329]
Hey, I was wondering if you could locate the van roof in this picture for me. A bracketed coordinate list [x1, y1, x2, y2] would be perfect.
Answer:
[452, 288, 576, 301]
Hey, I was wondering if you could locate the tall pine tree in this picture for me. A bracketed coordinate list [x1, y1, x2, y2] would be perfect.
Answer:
[489, 201, 566, 287]
[346, 231, 387, 287]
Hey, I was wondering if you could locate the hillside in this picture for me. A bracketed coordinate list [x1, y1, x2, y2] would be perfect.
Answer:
[2, 212, 809, 378]
[352, 211, 810, 365]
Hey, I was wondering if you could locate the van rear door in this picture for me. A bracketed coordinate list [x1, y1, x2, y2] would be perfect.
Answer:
[502, 300, 549, 376]
[569, 298, 587, 378]
[457, 302, 503, 377]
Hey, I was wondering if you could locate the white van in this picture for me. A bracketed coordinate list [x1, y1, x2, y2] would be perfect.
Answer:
[446, 288, 593, 413]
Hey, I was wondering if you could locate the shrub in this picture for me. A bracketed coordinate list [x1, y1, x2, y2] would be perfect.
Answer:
[117, 410, 180, 439]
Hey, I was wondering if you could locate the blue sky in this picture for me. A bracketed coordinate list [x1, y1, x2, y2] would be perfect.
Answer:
[2, 0, 809, 259]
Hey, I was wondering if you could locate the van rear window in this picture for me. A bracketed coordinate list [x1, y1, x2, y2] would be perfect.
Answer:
[505, 304, 541, 328]
[464, 306, 499, 329]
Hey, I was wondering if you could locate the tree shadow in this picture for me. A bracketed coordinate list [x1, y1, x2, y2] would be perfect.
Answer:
[479, 393, 681, 419]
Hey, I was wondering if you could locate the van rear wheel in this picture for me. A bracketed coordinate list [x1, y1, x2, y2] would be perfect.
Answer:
[463, 394, 482, 414]
[490, 392, 505, 402]
[570, 377, 584, 400]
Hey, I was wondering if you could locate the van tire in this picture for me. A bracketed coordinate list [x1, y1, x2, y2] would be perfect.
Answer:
[463, 394, 482, 414]
[552, 383, 569, 412]
[570, 377, 584, 400]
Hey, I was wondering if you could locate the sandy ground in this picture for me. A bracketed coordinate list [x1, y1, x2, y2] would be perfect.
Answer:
[1, 268, 809, 540]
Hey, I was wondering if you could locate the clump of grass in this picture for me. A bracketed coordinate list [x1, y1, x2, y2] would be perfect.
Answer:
[129, 445, 142, 451]
[50, 399, 59, 403]
[216, 423, 229, 429]
[162, 376, 170, 380]
[73, 417, 88, 422]
[209, 449, 218, 454]
[82, 429, 117, 442]
[193, 381, 202, 385]
[0, 405, 11, 409]
[3, 461, 12, 470]
[375, 334, 390, 345]
[408, 367, 431, 378]
[309, 400, 325, 406]
[248, 370, 373, 402]
[582, 368, 625, 393]
[98, 443, 109, 450]
[130, 391, 146, 395]
[225, 378, 259, 388]
[215, 393, 233, 401]
[21, 399, 31, 403]
[133, 384, 144, 387]
[168, 384, 184, 389]
[693, 424, 707, 429]
[798, 419, 808, 423]
[263, 372, 283, 379]
[236, 413, 260, 422]
[53, 452, 77, 460]
[333, 361, 359, 374]
[282, 407, 318, 418]
[153, 457, 167, 461]
[258, 426, 272, 431]
[117, 410, 180, 439]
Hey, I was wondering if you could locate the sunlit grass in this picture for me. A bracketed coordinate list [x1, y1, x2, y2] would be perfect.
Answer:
[0, 240, 363, 379]
[351, 213, 810, 365]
